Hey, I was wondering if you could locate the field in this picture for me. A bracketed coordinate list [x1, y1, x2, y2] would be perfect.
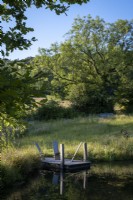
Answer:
[1, 115, 133, 188]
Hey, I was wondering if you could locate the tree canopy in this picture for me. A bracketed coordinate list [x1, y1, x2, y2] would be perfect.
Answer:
[0, 0, 90, 57]
[35, 15, 133, 113]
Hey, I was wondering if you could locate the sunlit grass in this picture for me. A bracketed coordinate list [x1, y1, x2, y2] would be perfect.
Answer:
[17, 115, 133, 161]
[1, 115, 133, 188]
[90, 162, 133, 177]
[7, 115, 132, 159]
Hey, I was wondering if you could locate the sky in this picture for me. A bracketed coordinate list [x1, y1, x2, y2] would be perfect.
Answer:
[2, 0, 133, 60]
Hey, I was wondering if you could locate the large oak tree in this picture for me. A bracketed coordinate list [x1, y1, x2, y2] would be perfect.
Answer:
[37, 15, 133, 113]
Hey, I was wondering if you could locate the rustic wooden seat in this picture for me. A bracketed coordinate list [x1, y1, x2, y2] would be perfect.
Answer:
[35, 141, 60, 160]
[35, 142, 45, 160]
[53, 141, 60, 160]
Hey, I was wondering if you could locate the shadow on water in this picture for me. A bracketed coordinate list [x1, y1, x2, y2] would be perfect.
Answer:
[2, 162, 133, 200]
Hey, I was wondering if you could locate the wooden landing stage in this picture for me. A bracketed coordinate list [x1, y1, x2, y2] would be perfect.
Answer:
[35, 141, 91, 171]
[41, 157, 91, 171]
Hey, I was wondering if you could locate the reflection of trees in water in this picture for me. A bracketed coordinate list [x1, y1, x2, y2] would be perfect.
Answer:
[3, 163, 133, 200]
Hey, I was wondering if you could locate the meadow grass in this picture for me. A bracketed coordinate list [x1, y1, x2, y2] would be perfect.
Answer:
[17, 114, 133, 161]
[1, 115, 133, 188]
[90, 162, 133, 177]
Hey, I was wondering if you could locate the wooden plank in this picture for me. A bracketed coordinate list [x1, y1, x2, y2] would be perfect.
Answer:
[43, 158, 91, 164]
[41, 157, 91, 172]
[41, 162, 90, 171]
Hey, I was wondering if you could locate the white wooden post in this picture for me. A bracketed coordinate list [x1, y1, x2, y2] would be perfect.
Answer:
[60, 144, 64, 169]
[83, 143, 88, 161]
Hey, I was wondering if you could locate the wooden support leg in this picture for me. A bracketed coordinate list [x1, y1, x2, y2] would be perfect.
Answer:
[83, 142, 88, 161]
[60, 144, 64, 169]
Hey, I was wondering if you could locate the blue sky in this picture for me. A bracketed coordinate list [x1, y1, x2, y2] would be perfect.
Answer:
[4, 0, 133, 60]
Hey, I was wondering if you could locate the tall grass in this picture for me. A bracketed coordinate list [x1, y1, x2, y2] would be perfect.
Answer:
[19, 115, 133, 161]
[1, 115, 133, 189]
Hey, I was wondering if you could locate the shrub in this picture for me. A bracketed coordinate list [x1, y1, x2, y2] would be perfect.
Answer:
[33, 100, 78, 120]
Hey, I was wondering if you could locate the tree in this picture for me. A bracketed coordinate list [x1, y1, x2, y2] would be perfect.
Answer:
[0, 58, 43, 147]
[0, 0, 90, 57]
[37, 15, 133, 113]
[66, 16, 133, 113]
[0, 0, 90, 147]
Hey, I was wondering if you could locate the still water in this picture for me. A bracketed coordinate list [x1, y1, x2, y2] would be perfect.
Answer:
[2, 162, 133, 200]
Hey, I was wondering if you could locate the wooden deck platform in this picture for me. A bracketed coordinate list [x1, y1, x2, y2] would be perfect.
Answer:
[41, 157, 91, 171]
[35, 141, 91, 171]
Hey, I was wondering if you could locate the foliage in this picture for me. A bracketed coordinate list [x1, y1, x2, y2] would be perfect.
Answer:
[0, 58, 44, 149]
[33, 100, 79, 120]
[0, 0, 90, 147]
[1, 148, 39, 189]
[1, 0, 90, 56]
[37, 15, 133, 113]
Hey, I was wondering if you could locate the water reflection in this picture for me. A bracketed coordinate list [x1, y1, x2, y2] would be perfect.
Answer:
[44, 170, 88, 195]
[2, 162, 133, 200]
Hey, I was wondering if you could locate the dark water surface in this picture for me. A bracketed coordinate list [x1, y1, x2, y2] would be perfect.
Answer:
[2, 162, 133, 200]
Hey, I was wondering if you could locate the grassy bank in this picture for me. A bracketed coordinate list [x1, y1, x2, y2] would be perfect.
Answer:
[1, 115, 133, 189]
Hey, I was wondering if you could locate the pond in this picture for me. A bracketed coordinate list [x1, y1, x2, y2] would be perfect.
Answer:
[2, 162, 133, 200]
